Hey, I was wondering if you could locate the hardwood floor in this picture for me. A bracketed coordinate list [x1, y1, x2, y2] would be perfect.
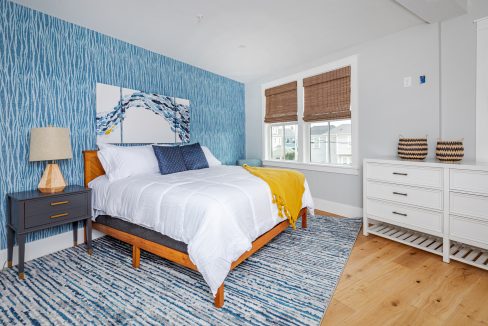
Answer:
[314, 210, 488, 325]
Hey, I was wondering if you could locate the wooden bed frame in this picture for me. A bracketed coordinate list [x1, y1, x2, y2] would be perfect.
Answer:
[82, 150, 307, 308]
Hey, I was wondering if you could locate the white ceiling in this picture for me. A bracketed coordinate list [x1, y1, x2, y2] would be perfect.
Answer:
[12, 0, 424, 83]
[394, 0, 467, 23]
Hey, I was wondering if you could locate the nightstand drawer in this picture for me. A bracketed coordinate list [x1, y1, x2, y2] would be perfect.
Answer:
[24, 205, 89, 229]
[25, 193, 88, 218]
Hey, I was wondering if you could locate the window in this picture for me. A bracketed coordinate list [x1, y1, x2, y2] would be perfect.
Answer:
[262, 56, 358, 174]
[310, 120, 352, 165]
[270, 123, 297, 160]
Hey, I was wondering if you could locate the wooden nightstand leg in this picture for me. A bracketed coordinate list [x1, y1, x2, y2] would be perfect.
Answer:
[7, 226, 14, 268]
[72, 222, 78, 246]
[17, 234, 26, 280]
[86, 218, 93, 255]
[132, 246, 140, 269]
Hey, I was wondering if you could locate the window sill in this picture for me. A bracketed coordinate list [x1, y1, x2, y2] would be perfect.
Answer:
[262, 160, 360, 175]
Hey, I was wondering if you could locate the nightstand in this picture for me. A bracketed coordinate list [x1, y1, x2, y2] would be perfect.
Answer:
[6, 185, 92, 279]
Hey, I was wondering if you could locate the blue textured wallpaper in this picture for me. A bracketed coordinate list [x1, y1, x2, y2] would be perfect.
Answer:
[0, 0, 245, 250]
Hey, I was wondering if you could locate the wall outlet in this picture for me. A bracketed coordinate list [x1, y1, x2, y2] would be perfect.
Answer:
[403, 76, 412, 87]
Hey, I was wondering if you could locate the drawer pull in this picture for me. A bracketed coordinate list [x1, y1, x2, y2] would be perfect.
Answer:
[50, 213, 69, 219]
[392, 211, 407, 217]
[50, 201, 69, 206]
[393, 172, 408, 176]
[393, 192, 408, 196]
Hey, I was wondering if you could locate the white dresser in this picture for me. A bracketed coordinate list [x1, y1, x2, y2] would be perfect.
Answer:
[363, 158, 488, 271]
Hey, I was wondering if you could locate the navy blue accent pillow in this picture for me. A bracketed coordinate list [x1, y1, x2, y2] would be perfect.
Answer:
[180, 143, 209, 170]
[152, 145, 187, 175]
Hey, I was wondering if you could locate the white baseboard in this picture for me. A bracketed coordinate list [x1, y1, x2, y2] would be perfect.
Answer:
[0, 228, 105, 270]
[313, 197, 362, 218]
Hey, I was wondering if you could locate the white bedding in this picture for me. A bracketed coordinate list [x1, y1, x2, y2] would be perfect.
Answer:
[89, 165, 314, 296]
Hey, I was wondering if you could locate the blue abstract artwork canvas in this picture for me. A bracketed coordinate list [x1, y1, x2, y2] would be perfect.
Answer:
[96, 83, 190, 144]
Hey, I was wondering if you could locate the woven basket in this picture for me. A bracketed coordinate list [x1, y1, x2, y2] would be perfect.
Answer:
[397, 137, 428, 160]
[436, 140, 464, 162]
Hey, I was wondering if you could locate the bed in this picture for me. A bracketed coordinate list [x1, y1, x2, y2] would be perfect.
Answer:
[83, 150, 313, 307]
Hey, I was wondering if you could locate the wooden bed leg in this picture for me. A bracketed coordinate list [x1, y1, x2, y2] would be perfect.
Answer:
[132, 246, 140, 269]
[301, 209, 308, 229]
[214, 284, 224, 308]
[83, 222, 87, 244]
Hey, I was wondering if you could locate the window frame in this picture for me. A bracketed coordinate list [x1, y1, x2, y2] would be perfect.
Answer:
[262, 55, 359, 175]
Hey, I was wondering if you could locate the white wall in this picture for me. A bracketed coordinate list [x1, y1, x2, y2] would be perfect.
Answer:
[476, 17, 488, 162]
[245, 2, 488, 215]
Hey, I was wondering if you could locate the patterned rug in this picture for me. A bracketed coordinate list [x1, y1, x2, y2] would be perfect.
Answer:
[0, 216, 361, 325]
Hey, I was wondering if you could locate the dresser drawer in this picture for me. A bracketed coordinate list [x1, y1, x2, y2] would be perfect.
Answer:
[366, 199, 442, 234]
[450, 215, 488, 248]
[450, 169, 488, 195]
[367, 181, 443, 210]
[450, 192, 488, 221]
[25, 193, 88, 218]
[24, 205, 89, 229]
[366, 163, 443, 188]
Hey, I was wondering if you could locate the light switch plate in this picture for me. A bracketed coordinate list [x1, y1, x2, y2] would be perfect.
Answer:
[404, 77, 412, 87]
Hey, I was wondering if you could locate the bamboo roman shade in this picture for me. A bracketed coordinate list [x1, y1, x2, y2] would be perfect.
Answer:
[303, 66, 351, 122]
[264, 81, 297, 123]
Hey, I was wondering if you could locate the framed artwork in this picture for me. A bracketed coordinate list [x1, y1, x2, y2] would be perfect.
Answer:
[96, 83, 190, 144]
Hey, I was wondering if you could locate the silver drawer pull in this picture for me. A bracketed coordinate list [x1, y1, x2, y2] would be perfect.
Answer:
[393, 172, 408, 176]
[392, 211, 407, 217]
[393, 192, 408, 196]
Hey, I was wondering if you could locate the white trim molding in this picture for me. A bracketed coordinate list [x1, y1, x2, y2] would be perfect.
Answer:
[0, 228, 105, 271]
[476, 17, 488, 162]
[261, 55, 359, 175]
[313, 197, 362, 218]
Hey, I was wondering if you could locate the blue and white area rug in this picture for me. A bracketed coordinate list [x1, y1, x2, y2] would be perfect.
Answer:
[0, 216, 361, 325]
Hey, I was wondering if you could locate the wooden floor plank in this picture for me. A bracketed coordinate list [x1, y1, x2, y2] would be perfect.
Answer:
[321, 224, 488, 325]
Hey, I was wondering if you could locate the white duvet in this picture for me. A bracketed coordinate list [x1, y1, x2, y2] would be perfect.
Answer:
[89, 165, 314, 296]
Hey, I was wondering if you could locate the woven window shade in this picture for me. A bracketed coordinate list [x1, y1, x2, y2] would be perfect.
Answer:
[303, 66, 351, 122]
[264, 81, 298, 123]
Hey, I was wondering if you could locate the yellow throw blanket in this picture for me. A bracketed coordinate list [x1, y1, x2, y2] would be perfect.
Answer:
[243, 165, 305, 229]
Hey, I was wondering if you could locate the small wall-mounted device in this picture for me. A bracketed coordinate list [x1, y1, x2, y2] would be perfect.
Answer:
[420, 75, 426, 84]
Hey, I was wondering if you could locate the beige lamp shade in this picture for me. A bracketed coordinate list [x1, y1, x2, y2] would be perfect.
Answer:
[29, 127, 73, 162]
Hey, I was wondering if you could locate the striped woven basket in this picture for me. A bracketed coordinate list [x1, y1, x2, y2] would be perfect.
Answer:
[397, 137, 428, 160]
[436, 140, 464, 162]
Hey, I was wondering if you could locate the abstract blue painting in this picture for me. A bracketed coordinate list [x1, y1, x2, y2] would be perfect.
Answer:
[96, 83, 191, 144]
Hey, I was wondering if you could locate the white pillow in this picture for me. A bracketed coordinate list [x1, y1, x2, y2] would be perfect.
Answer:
[97, 143, 159, 182]
[201, 146, 222, 166]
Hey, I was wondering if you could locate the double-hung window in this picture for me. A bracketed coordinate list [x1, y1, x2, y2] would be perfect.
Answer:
[304, 66, 352, 166]
[263, 56, 357, 174]
[264, 81, 298, 161]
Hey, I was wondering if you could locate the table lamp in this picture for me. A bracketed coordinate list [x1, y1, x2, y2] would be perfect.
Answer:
[29, 127, 73, 193]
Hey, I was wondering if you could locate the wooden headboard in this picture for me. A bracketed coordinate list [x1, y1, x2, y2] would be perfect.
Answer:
[83, 150, 105, 187]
